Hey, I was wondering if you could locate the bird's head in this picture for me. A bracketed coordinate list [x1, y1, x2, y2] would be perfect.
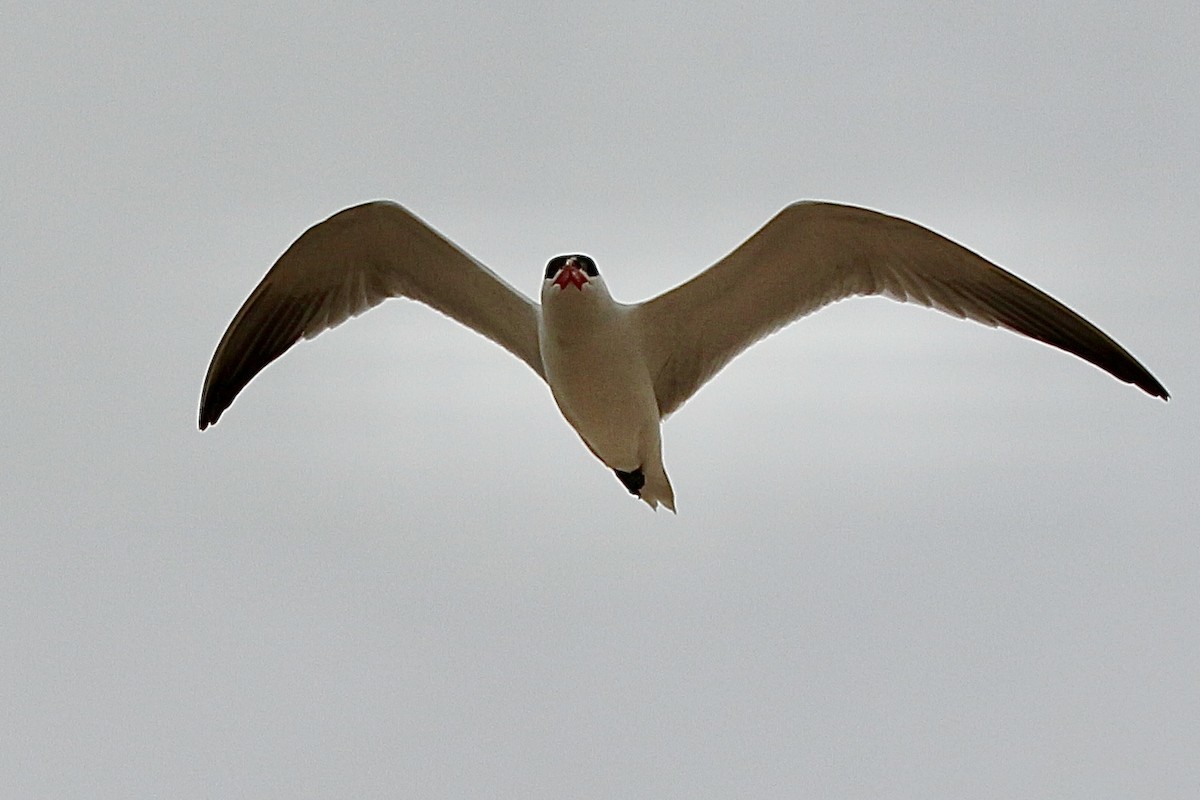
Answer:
[541, 254, 606, 301]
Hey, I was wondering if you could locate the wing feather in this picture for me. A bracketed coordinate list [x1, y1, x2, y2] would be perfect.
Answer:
[199, 201, 543, 429]
[634, 202, 1168, 417]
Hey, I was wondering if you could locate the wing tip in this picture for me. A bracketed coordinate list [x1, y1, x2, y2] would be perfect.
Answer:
[1124, 362, 1169, 401]
[197, 395, 228, 430]
[1128, 371, 1169, 401]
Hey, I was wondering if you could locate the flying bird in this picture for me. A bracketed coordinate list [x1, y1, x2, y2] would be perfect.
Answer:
[199, 201, 1168, 511]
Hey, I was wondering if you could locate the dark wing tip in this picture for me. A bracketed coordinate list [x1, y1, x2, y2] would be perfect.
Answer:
[937, 264, 1170, 404]
[1073, 328, 1169, 401]
[198, 383, 231, 429]
[198, 395, 227, 430]
[1077, 334, 1169, 401]
[1142, 375, 1170, 401]
[197, 369, 250, 431]
[197, 287, 315, 431]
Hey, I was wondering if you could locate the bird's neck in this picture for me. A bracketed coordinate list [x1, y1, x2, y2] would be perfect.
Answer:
[540, 288, 623, 347]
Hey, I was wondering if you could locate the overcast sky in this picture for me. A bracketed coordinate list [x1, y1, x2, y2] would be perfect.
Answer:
[3, 2, 1197, 797]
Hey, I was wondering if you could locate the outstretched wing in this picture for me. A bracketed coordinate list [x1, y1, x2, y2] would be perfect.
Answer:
[633, 202, 1168, 417]
[200, 201, 544, 429]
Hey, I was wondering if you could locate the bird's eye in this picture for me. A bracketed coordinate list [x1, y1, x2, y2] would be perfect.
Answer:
[544, 256, 566, 280]
[579, 256, 599, 277]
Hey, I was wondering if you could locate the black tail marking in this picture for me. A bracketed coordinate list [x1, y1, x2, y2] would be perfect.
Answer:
[614, 468, 645, 496]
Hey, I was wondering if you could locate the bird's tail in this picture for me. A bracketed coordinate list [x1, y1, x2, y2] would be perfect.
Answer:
[639, 464, 676, 513]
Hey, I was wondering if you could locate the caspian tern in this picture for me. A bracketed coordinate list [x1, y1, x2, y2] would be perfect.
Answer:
[199, 201, 1168, 511]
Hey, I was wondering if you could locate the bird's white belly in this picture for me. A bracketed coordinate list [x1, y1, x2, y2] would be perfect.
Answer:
[541, 331, 659, 471]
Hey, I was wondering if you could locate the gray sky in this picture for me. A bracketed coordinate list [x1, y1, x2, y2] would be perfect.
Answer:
[3, 2, 1197, 797]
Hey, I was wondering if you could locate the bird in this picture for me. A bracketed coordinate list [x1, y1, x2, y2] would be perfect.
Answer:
[199, 200, 1168, 511]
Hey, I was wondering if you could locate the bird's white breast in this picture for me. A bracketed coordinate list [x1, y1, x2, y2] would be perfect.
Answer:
[538, 285, 660, 472]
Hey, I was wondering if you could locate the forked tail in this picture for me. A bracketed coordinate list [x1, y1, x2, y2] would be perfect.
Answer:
[614, 464, 675, 513]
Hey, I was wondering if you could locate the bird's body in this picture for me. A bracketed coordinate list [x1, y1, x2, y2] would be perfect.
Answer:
[539, 270, 674, 509]
[199, 201, 1168, 511]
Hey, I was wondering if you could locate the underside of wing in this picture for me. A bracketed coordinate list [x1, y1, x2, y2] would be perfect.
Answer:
[634, 202, 1168, 417]
[199, 202, 544, 429]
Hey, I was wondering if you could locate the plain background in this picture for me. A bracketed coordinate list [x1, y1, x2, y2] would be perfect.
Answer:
[3, 2, 1197, 797]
